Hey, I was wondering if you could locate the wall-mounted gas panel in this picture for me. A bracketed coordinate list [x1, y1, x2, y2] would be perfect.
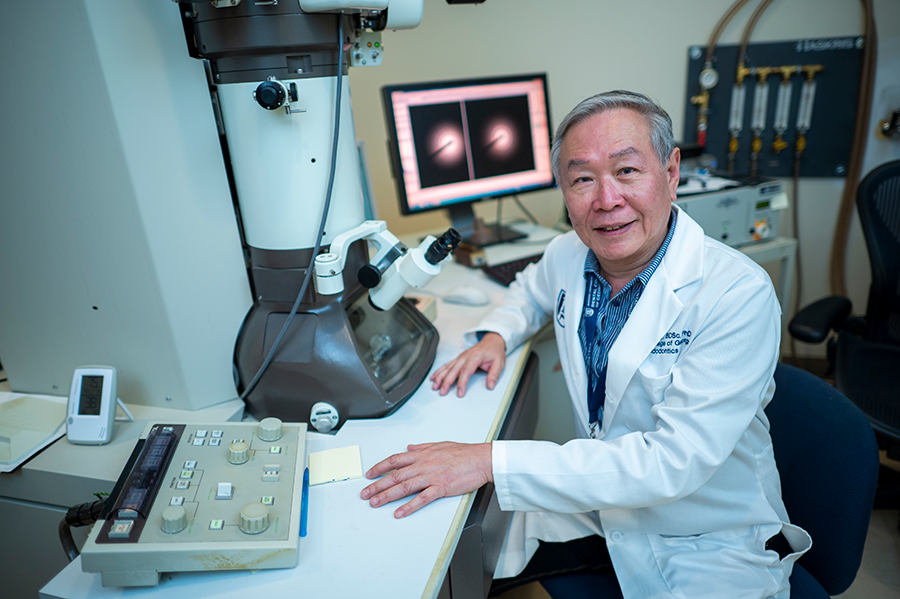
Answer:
[683, 37, 863, 178]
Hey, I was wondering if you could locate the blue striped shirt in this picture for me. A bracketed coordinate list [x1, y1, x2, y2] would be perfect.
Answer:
[578, 210, 676, 429]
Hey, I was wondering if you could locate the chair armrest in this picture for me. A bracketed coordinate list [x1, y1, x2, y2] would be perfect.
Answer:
[788, 296, 852, 344]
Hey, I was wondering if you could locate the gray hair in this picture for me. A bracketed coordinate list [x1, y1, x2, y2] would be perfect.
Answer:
[550, 90, 675, 184]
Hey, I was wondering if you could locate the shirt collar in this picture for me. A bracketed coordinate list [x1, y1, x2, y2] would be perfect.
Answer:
[583, 209, 677, 295]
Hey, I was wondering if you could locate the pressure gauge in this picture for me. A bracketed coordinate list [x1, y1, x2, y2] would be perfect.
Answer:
[699, 67, 720, 90]
[66, 366, 117, 445]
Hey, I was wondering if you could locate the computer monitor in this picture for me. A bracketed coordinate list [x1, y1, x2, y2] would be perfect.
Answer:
[382, 73, 554, 246]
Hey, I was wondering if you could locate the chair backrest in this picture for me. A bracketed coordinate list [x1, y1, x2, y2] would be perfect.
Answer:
[856, 159, 900, 345]
[767, 363, 880, 596]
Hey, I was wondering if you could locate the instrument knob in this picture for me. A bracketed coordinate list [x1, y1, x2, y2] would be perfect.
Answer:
[160, 505, 187, 534]
[257, 417, 284, 442]
[239, 502, 270, 534]
[253, 80, 286, 110]
[228, 441, 250, 465]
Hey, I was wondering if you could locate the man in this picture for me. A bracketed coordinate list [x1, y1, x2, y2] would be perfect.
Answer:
[361, 91, 810, 598]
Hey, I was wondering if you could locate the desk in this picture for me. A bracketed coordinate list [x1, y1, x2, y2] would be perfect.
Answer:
[35, 262, 535, 599]
[26, 229, 796, 599]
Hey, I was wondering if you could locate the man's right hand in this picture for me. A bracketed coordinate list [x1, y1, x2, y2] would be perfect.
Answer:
[430, 332, 507, 397]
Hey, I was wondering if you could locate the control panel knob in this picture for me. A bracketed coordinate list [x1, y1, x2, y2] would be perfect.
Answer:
[228, 441, 250, 465]
[257, 417, 284, 442]
[239, 502, 270, 534]
[161, 505, 187, 534]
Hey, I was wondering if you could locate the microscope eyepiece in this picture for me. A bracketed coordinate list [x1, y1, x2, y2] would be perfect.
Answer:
[424, 228, 461, 265]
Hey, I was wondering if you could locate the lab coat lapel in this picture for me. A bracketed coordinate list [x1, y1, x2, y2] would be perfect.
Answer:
[565, 249, 589, 425]
[601, 263, 682, 426]
[601, 209, 704, 430]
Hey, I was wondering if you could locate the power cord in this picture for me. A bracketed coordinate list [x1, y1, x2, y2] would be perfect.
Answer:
[59, 492, 108, 562]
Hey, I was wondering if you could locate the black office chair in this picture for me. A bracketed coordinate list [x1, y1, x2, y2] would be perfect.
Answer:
[541, 363, 879, 598]
[788, 159, 900, 448]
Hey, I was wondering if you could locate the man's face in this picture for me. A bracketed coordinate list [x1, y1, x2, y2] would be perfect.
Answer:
[559, 108, 680, 278]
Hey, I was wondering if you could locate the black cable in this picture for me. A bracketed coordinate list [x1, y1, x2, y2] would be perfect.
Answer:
[59, 519, 79, 562]
[239, 15, 346, 401]
[59, 497, 107, 561]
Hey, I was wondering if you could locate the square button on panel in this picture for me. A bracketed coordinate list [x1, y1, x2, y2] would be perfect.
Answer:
[263, 470, 280, 482]
[195, 430, 208, 438]
[209, 519, 224, 531]
[269, 446, 282, 454]
[212, 430, 224, 438]
[176, 480, 190, 490]
[184, 460, 197, 469]
[109, 520, 134, 538]
[216, 482, 233, 500]
[261, 496, 275, 506]
[180, 470, 193, 479]
[192, 438, 205, 446]
[169, 496, 185, 506]
[209, 439, 221, 447]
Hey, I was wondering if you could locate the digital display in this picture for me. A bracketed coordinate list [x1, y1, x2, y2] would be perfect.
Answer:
[756, 200, 770, 210]
[78, 375, 104, 416]
[383, 75, 554, 214]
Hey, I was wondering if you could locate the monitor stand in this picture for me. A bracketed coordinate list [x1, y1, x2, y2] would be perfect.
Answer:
[447, 203, 527, 248]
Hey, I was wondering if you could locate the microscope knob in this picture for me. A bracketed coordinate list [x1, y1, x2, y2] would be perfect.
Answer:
[310, 402, 339, 433]
[257, 417, 284, 442]
[160, 505, 187, 534]
[253, 81, 286, 110]
[239, 502, 270, 534]
[228, 441, 250, 465]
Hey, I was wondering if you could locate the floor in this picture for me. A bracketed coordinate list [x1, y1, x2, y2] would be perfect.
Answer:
[497, 507, 900, 599]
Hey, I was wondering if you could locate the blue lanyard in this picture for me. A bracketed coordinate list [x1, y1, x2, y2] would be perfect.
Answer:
[583, 276, 607, 437]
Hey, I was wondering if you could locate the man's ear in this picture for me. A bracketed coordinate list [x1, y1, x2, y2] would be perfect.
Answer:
[666, 147, 681, 199]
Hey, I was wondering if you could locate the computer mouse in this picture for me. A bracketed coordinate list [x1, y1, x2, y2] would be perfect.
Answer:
[442, 286, 490, 306]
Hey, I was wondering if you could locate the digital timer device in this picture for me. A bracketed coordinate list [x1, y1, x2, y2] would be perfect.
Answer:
[67, 366, 118, 445]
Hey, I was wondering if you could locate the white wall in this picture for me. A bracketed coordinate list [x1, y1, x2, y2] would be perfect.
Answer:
[348, 0, 900, 357]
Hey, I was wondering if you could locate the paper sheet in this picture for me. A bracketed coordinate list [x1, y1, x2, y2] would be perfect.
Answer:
[308, 445, 363, 486]
[0, 392, 67, 472]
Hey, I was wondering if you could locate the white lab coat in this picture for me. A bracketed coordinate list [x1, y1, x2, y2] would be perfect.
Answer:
[469, 207, 811, 599]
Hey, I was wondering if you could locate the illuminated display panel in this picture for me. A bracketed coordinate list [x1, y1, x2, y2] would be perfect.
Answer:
[78, 375, 104, 416]
[383, 74, 554, 216]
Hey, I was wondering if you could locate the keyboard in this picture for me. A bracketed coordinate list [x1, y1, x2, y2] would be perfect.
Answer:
[481, 254, 543, 286]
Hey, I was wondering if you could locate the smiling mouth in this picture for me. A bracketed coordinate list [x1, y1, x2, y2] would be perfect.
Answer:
[597, 223, 631, 232]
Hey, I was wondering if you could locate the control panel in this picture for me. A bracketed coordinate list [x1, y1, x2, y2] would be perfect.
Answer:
[80, 419, 307, 587]
[675, 179, 784, 248]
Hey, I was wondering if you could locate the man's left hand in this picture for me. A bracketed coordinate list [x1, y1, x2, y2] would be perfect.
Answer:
[360, 442, 493, 518]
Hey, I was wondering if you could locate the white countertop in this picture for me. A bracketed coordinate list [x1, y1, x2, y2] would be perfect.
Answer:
[39, 261, 533, 599]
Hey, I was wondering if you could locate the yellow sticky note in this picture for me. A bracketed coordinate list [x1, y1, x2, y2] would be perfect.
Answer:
[308, 445, 363, 486]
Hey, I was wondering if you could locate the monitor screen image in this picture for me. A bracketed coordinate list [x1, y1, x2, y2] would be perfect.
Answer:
[382, 74, 554, 245]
